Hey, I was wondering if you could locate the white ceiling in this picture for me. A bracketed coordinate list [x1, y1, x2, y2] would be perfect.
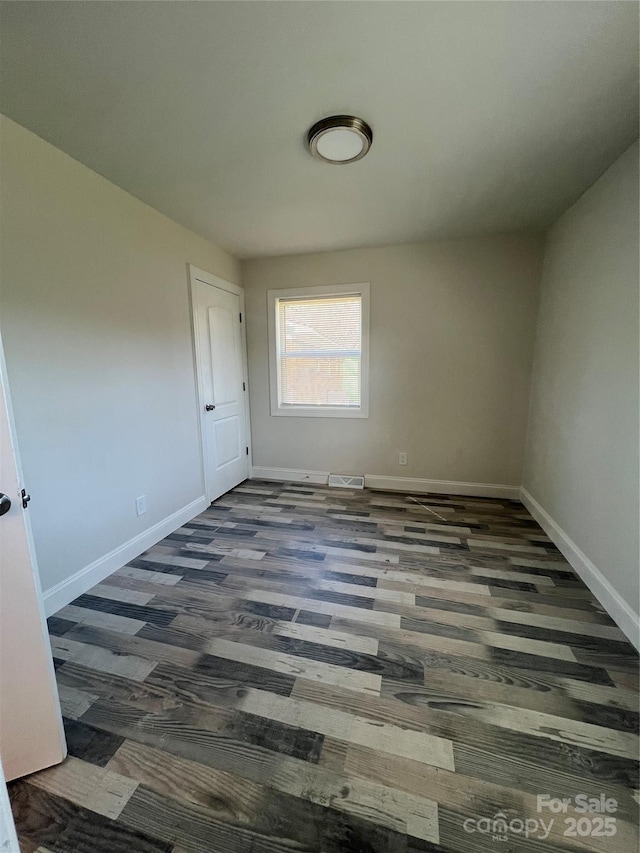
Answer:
[1, 2, 638, 259]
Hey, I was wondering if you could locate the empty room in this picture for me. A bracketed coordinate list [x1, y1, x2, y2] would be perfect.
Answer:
[0, 1, 638, 851]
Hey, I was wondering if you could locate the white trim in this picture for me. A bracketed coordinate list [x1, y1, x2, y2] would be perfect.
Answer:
[364, 474, 519, 499]
[188, 265, 252, 500]
[267, 282, 370, 419]
[42, 496, 208, 617]
[520, 488, 639, 650]
[251, 467, 518, 499]
[0, 759, 19, 853]
[189, 264, 244, 298]
[251, 466, 330, 485]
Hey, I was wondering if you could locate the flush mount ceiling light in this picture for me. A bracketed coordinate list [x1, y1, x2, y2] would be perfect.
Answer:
[307, 115, 373, 164]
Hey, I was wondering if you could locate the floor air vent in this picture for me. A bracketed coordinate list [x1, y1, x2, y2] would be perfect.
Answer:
[328, 474, 365, 489]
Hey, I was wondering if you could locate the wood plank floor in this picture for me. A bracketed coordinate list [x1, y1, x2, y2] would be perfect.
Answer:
[10, 481, 639, 852]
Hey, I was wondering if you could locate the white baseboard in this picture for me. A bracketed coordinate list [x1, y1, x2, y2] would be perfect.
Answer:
[364, 475, 520, 500]
[520, 488, 639, 650]
[251, 466, 330, 485]
[251, 467, 519, 499]
[43, 496, 209, 617]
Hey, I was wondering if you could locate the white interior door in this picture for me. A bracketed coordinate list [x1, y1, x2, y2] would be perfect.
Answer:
[0, 333, 66, 783]
[192, 272, 249, 502]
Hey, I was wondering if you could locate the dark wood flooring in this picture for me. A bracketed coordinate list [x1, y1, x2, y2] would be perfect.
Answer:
[9, 481, 640, 852]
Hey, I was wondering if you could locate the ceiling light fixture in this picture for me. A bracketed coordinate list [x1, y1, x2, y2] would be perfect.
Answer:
[307, 115, 373, 164]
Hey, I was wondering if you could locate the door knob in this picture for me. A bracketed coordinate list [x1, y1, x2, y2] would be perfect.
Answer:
[205, 404, 216, 411]
[0, 493, 11, 517]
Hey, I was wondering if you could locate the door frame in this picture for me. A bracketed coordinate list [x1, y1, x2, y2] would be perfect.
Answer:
[0, 758, 19, 852]
[188, 265, 252, 502]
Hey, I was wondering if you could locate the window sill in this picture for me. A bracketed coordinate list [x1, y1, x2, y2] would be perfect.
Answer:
[270, 406, 369, 419]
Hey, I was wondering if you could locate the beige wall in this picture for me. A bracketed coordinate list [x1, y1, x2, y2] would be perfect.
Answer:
[0, 116, 240, 594]
[523, 142, 639, 618]
[243, 235, 543, 487]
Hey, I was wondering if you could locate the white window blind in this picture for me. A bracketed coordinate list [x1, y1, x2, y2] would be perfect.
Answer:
[276, 294, 362, 408]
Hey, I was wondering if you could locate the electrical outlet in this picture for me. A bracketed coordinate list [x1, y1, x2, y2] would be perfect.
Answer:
[398, 452, 408, 466]
[136, 495, 147, 516]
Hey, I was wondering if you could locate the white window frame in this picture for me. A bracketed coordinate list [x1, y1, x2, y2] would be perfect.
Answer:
[267, 282, 370, 418]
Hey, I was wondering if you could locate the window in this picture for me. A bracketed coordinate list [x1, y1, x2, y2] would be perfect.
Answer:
[267, 283, 370, 417]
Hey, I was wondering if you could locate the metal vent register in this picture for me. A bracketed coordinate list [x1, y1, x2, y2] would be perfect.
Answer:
[328, 474, 365, 489]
